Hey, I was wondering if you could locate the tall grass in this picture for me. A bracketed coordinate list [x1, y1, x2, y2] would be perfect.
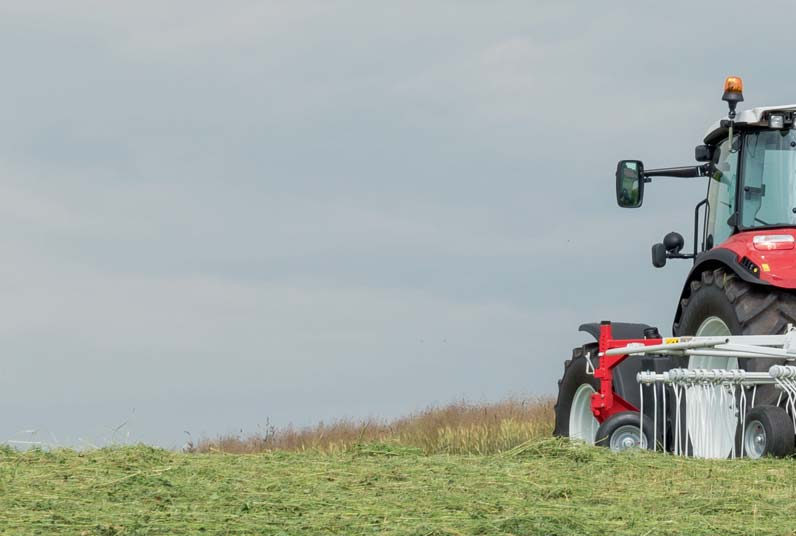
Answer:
[187, 397, 554, 455]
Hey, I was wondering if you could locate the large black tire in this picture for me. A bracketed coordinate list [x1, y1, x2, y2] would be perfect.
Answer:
[553, 344, 600, 440]
[675, 267, 796, 406]
[738, 406, 795, 458]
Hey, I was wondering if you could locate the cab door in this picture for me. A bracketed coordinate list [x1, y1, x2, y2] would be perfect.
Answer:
[704, 135, 739, 249]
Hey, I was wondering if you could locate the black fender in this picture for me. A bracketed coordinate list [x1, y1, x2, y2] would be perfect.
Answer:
[672, 247, 769, 335]
[579, 322, 651, 341]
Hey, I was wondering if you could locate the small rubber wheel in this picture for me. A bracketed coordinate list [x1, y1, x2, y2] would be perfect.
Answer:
[595, 411, 655, 452]
[740, 406, 795, 459]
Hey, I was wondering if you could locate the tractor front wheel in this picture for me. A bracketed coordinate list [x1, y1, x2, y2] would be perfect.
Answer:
[553, 344, 600, 444]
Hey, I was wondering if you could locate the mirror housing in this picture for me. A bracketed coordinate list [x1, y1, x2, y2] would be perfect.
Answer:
[694, 145, 713, 162]
[663, 232, 684, 253]
[651, 243, 667, 268]
[615, 160, 644, 208]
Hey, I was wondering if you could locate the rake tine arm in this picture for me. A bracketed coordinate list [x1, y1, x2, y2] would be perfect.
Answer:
[603, 337, 730, 357]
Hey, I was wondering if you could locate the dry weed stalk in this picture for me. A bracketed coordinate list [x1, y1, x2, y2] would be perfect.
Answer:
[187, 397, 554, 455]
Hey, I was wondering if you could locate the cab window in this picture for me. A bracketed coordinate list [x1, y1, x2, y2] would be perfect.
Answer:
[706, 135, 739, 247]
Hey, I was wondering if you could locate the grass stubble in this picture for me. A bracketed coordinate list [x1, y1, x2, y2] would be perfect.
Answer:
[2, 398, 796, 535]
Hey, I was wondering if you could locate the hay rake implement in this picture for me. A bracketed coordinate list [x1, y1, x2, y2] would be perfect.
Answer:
[591, 321, 796, 458]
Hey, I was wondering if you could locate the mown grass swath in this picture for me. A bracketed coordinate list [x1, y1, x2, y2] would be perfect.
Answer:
[3, 439, 796, 535]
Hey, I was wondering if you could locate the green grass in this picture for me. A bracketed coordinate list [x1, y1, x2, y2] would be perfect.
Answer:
[3, 439, 796, 535]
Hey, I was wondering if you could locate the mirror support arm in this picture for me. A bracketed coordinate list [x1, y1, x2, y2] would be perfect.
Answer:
[693, 198, 708, 261]
[644, 164, 710, 179]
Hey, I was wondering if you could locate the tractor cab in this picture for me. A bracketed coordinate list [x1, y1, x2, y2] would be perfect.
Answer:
[703, 105, 796, 246]
[615, 77, 796, 291]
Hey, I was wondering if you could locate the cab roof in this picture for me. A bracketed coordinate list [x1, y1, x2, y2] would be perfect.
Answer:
[704, 104, 796, 144]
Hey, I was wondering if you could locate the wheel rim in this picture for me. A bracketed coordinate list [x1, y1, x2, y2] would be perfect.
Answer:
[609, 424, 648, 452]
[569, 383, 598, 444]
[690, 317, 739, 369]
[687, 316, 737, 459]
[744, 419, 767, 459]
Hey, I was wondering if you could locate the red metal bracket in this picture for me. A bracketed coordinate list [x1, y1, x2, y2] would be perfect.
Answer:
[591, 321, 662, 422]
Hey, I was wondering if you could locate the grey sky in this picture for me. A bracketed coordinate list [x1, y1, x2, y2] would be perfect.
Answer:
[2, 1, 796, 447]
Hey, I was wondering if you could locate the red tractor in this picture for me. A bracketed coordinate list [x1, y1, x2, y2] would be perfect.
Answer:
[554, 77, 796, 458]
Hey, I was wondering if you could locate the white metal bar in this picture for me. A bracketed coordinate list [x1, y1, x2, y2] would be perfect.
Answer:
[604, 337, 729, 356]
[713, 343, 796, 359]
[685, 349, 796, 360]
[722, 334, 788, 346]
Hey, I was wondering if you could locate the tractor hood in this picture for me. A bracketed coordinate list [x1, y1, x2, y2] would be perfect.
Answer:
[720, 229, 796, 289]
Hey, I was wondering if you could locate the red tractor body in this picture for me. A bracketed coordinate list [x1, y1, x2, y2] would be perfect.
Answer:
[719, 230, 796, 288]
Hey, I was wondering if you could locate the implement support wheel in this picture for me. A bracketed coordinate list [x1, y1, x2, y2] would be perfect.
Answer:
[741, 406, 795, 459]
[595, 411, 654, 452]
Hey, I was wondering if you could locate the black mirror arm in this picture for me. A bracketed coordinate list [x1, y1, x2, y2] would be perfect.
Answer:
[667, 252, 695, 260]
[693, 198, 708, 261]
[644, 164, 710, 179]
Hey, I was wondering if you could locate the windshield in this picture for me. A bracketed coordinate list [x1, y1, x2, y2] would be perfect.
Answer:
[741, 129, 796, 228]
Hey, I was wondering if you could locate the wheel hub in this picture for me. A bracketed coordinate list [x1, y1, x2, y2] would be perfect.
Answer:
[609, 424, 647, 452]
[744, 420, 767, 459]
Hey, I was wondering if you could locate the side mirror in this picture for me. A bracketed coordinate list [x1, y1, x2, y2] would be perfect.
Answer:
[695, 145, 713, 162]
[615, 160, 644, 208]
[651, 243, 667, 268]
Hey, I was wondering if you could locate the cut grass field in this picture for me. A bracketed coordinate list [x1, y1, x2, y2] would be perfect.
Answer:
[4, 439, 796, 535]
[4, 398, 796, 535]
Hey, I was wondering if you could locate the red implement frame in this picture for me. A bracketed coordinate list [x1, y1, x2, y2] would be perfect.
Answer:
[591, 321, 663, 423]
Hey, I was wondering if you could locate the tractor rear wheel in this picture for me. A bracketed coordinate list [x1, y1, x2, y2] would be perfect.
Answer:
[553, 344, 600, 443]
[675, 267, 796, 404]
[675, 267, 796, 457]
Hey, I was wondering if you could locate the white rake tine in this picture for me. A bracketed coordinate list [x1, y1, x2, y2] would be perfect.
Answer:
[675, 385, 682, 456]
[662, 384, 667, 454]
[640, 382, 644, 449]
[732, 385, 738, 459]
[740, 387, 747, 457]
[653, 383, 658, 452]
